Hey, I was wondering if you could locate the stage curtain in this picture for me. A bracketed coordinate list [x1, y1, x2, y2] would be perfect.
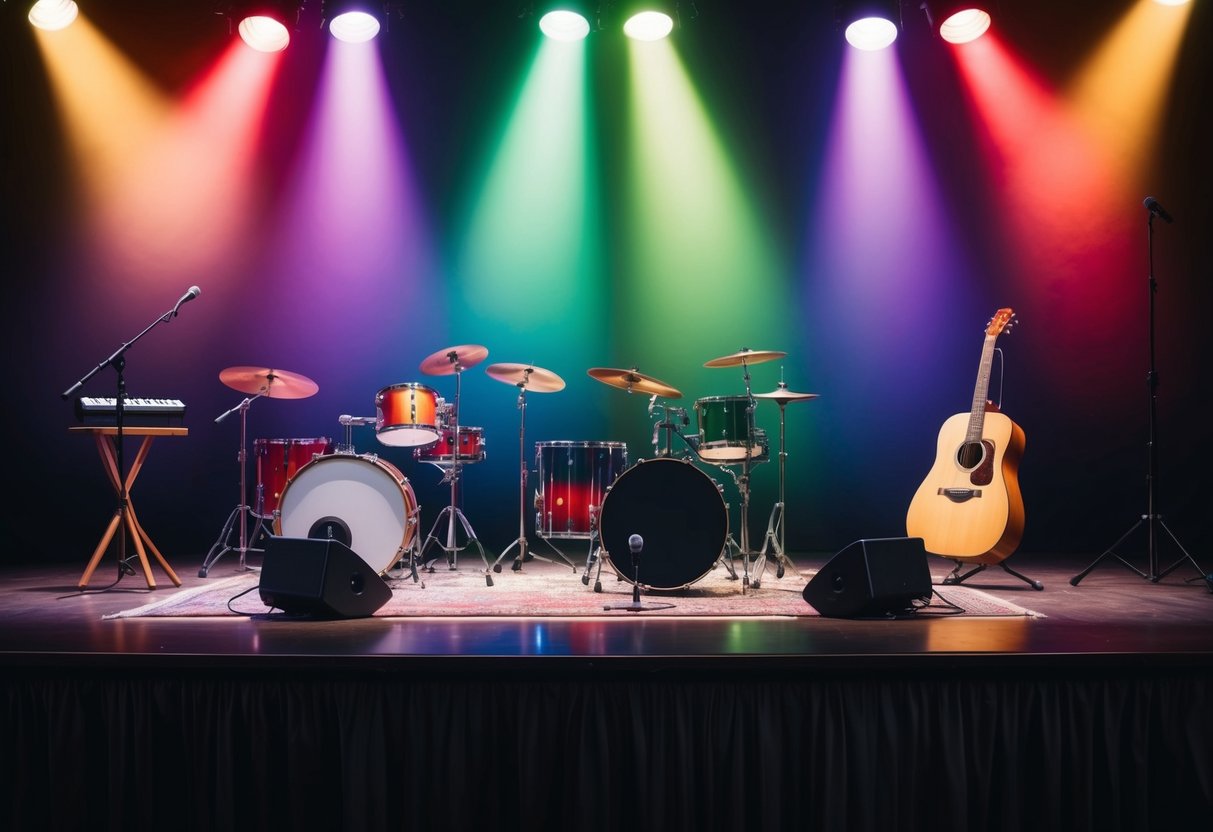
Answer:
[2, 668, 1210, 831]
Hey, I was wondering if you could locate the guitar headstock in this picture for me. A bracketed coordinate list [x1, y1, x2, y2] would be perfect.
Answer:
[986, 308, 1016, 337]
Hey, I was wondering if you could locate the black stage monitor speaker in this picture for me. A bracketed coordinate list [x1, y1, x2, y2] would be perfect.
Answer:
[258, 537, 391, 619]
[802, 537, 933, 618]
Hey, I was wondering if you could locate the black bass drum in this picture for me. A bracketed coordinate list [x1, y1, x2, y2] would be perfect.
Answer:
[598, 457, 728, 590]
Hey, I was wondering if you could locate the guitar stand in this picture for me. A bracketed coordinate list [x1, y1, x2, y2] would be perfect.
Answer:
[943, 560, 1043, 591]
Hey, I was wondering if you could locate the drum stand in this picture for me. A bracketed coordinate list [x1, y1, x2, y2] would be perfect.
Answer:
[201, 394, 266, 577]
[416, 359, 493, 586]
[751, 397, 802, 589]
[493, 385, 578, 574]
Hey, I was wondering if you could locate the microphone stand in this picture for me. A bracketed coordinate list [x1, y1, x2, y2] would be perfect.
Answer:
[603, 536, 674, 612]
[1071, 204, 1209, 590]
[62, 295, 191, 585]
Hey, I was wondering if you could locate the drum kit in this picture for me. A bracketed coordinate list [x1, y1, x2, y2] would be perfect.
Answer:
[579, 348, 816, 594]
[200, 344, 818, 602]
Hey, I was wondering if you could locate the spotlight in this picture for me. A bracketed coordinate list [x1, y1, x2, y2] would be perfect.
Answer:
[538, 3, 593, 42]
[921, 3, 991, 45]
[620, 1, 675, 42]
[323, 0, 384, 43]
[837, 0, 900, 51]
[231, 2, 298, 52]
[27, 0, 79, 31]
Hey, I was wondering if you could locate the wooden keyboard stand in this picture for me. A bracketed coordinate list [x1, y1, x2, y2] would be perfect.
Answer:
[71, 426, 186, 590]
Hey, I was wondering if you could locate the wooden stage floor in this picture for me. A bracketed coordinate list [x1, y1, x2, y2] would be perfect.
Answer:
[2, 550, 1211, 672]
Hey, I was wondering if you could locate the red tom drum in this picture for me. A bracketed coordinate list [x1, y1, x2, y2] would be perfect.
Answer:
[254, 437, 333, 519]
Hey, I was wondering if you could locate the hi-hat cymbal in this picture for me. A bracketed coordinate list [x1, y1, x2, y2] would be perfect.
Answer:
[219, 366, 318, 399]
[420, 344, 488, 375]
[704, 348, 787, 368]
[753, 383, 820, 404]
[485, 363, 565, 392]
[587, 367, 682, 399]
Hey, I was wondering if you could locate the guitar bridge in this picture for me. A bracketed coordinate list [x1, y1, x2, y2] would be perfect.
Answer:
[938, 487, 982, 503]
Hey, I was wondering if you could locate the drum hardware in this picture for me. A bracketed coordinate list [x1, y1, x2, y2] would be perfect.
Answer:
[485, 363, 579, 574]
[201, 366, 319, 577]
[416, 345, 492, 584]
[702, 348, 785, 590]
[649, 398, 696, 458]
[750, 381, 818, 588]
[336, 413, 377, 455]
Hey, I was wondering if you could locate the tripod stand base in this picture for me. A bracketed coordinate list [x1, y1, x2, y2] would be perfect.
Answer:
[199, 504, 265, 577]
[602, 600, 676, 611]
[418, 505, 492, 587]
[1071, 514, 1206, 587]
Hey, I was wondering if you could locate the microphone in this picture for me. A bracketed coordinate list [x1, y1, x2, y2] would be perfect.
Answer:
[1143, 197, 1174, 224]
[628, 534, 644, 555]
[173, 285, 201, 316]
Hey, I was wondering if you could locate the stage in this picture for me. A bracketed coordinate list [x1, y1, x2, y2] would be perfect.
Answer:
[2, 551, 1210, 831]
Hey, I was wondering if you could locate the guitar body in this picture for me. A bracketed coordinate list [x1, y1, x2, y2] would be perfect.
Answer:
[906, 410, 1026, 563]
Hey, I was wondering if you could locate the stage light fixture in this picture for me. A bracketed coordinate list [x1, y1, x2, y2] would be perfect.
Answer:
[621, 1, 676, 41]
[27, 0, 79, 31]
[232, 2, 298, 52]
[323, 0, 383, 43]
[921, 3, 991, 45]
[538, 3, 593, 42]
[838, 0, 900, 51]
[1151, 0, 1191, 6]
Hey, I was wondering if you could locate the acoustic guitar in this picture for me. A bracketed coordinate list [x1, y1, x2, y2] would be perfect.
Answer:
[906, 308, 1025, 564]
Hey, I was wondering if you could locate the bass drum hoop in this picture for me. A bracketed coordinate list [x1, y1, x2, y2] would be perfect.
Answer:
[275, 453, 417, 575]
[598, 457, 728, 590]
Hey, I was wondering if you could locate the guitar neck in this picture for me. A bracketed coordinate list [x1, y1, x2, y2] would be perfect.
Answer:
[965, 334, 999, 442]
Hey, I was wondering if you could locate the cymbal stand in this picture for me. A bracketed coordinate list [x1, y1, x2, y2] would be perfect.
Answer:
[201, 392, 266, 577]
[418, 357, 492, 586]
[718, 362, 756, 589]
[493, 379, 577, 574]
[751, 396, 802, 589]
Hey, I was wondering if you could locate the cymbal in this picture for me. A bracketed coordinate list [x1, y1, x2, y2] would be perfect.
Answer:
[485, 363, 565, 392]
[704, 348, 787, 368]
[587, 367, 682, 399]
[753, 384, 819, 404]
[420, 344, 488, 375]
[219, 366, 318, 399]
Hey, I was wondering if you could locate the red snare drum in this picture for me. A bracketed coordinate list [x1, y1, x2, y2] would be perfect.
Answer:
[375, 383, 443, 448]
[254, 437, 333, 519]
[415, 425, 485, 464]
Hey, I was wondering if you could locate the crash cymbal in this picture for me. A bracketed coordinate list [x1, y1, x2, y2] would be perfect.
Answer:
[485, 363, 565, 392]
[753, 383, 820, 404]
[420, 344, 488, 375]
[587, 367, 682, 399]
[704, 348, 787, 368]
[219, 366, 318, 399]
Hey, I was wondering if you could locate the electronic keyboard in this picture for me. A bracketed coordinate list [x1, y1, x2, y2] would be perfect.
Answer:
[75, 397, 186, 427]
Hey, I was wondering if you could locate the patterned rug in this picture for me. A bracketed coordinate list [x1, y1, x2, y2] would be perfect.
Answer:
[103, 558, 1046, 619]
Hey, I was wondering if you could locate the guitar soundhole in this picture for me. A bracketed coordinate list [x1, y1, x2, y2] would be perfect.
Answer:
[956, 442, 985, 470]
